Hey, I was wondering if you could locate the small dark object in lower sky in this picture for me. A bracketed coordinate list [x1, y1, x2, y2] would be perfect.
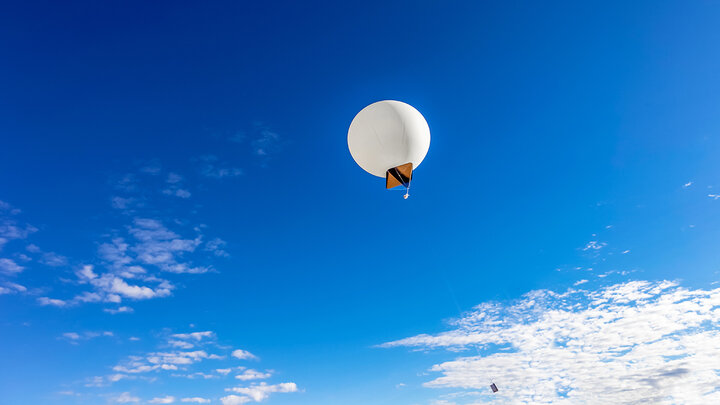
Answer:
[490, 383, 499, 393]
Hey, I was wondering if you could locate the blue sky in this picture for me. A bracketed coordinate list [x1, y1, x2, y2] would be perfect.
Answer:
[2, 1, 720, 404]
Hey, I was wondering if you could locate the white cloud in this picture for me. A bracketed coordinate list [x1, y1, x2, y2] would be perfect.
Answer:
[220, 395, 251, 405]
[227, 382, 298, 402]
[205, 238, 229, 257]
[63, 332, 81, 340]
[0, 258, 24, 274]
[113, 349, 223, 375]
[60, 331, 114, 343]
[162, 173, 191, 198]
[111, 277, 171, 300]
[235, 369, 271, 381]
[128, 218, 207, 274]
[113, 392, 140, 403]
[104, 306, 134, 314]
[163, 188, 192, 199]
[216, 368, 233, 375]
[232, 349, 258, 361]
[37, 297, 67, 307]
[40, 251, 68, 267]
[0, 282, 26, 295]
[149, 396, 175, 404]
[573, 279, 588, 286]
[582, 241, 606, 251]
[172, 331, 215, 341]
[0, 205, 36, 247]
[111, 196, 139, 210]
[708, 194, 720, 200]
[380, 280, 720, 405]
[77, 265, 97, 281]
[683, 181, 693, 188]
[168, 340, 194, 349]
[181, 398, 210, 403]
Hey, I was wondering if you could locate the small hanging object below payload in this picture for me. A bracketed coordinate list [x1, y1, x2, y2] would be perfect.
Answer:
[347, 100, 430, 199]
[490, 383, 499, 393]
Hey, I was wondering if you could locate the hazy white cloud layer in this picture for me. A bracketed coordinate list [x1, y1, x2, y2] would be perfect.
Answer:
[381, 280, 720, 405]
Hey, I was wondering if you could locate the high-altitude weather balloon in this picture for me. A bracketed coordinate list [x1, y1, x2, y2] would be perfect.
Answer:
[347, 100, 430, 198]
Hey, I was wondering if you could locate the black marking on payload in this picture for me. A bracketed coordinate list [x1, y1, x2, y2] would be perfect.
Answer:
[490, 383, 499, 393]
[386, 162, 413, 189]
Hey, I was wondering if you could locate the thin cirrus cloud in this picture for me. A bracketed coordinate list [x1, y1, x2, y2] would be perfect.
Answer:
[379, 280, 720, 405]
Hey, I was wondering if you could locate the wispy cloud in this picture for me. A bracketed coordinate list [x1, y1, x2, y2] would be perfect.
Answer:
[205, 238, 229, 258]
[195, 155, 243, 179]
[380, 280, 720, 404]
[37, 296, 67, 307]
[0, 200, 36, 248]
[0, 257, 24, 274]
[0, 281, 26, 295]
[60, 331, 113, 344]
[162, 173, 191, 199]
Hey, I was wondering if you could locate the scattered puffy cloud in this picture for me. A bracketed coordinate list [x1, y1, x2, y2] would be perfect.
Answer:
[708, 194, 720, 200]
[39, 251, 68, 267]
[181, 398, 210, 403]
[226, 382, 298, 402]
[113, 392, 140, 403]
[172, 331, 215, 341]
[380, 280, 720, 405]
[149, 396, 176, 404]
[128, 218, 207, 274]
[104, 306, 134, 314]
[573, 279, 588, 286]
[65, 329, 298, 404]
[235, 369, 271, 381]
[111, 277, 171, 300]
[220, 395, 251, 405]
[683, 181, 693, 188]
[232, 349, 258, 361]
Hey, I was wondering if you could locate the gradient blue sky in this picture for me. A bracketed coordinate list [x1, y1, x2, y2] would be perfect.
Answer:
[2, 1, 720, 404]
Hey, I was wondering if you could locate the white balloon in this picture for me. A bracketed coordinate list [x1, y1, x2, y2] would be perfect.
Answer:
[347, 100, 430, 178]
